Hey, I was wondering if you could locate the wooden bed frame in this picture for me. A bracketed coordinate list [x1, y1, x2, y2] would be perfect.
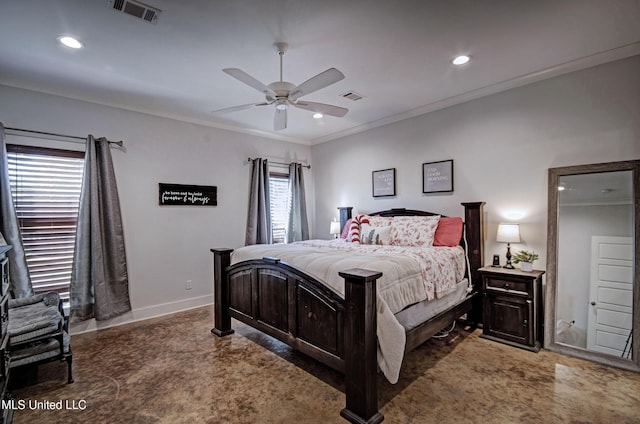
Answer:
[211, 202, 485, 423]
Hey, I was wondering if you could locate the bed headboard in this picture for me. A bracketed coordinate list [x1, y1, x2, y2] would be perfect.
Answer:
[369, 208, 441, 218]
[337, 206, 444, 233]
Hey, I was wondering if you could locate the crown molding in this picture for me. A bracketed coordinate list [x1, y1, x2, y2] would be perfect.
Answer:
[311, 42, 640, 145]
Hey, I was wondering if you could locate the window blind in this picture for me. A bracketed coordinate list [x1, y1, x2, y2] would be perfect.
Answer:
[269, 173, 290, 244]
[6, 145, 84, 299]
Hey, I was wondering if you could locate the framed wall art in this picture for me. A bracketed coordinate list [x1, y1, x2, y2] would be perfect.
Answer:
[372, 168, 396, 197]
[422, 159, 454, 193]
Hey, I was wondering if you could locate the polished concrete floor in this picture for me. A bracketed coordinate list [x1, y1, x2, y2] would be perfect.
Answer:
[9, 306, 640, 423]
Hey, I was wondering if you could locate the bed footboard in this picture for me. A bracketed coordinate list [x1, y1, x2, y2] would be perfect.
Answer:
[211, 249, 384, 423]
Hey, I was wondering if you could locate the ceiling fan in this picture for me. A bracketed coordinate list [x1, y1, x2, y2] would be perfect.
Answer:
[213, 42, 348, 131]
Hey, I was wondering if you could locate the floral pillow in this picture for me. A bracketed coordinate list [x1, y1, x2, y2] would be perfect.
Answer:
[366, 215, 393, 227]
[389, 215, 441, 246]
[359, 223, 392, 245]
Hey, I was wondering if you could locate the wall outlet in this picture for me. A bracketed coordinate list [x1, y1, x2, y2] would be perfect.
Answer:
[185, 280, 192, 290]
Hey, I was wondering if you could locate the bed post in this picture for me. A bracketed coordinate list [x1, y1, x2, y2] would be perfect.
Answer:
[461, 202, 485, 324]
[338, 206, 353, 233]
[211, 248, 235, 337]
[339, 268, 384, 424]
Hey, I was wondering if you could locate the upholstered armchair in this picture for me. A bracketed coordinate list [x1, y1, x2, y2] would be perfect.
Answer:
[7, 291, 73, 384]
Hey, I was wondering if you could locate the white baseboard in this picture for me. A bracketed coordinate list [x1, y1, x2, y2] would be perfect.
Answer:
[69, 294, 213, 335]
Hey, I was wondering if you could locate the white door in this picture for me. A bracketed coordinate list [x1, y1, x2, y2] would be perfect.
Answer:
[587, 236, 633, 357]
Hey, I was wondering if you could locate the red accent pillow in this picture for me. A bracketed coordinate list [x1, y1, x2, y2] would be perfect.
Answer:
[433, 217, 463, 246]
[340, 219, 352, 239]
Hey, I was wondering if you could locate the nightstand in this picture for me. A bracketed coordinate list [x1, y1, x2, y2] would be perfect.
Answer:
[479, 266, 544, 352]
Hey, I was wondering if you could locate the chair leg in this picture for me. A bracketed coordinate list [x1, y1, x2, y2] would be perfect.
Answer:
[65, 354, 74, 384]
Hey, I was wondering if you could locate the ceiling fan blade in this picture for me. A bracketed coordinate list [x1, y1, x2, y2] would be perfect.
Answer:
[223, 68, 277, 98]
[289, 68, 345, 102]
[274, 108, 287, 131]
[294, 101, 348, 117]
[211, 102, 270, 115]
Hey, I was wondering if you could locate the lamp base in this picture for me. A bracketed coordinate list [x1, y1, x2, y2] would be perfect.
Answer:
[503, 244, 514, 269]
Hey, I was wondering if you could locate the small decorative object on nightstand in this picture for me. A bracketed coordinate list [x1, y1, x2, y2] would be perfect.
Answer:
[479, 266, 544, 352]
[512, 250, 539, 272]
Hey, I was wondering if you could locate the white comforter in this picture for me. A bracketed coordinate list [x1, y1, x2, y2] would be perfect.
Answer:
[231, 239, 466, 384]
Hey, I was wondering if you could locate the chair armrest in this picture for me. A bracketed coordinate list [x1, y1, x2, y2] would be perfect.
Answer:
[9, 291, 60, 309]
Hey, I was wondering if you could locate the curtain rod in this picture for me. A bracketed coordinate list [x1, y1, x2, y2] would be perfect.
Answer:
[5, 127, 124, 147]
[247, 157, 311, 169]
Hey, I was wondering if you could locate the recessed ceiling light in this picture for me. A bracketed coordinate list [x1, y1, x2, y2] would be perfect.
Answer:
[452, 55, 470, 66]
[58, 36, 83, 49]
[313, 113, 323, 119]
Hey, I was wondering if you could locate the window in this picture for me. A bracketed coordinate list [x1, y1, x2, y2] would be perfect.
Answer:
[269, 172, 290, 243]
[6, 145, 85, 300]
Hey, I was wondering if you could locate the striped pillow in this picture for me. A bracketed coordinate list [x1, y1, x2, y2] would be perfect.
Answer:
[348, 214, 370, 243]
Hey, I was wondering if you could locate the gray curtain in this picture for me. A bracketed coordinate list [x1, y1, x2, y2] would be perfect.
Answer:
[245, 158, 272, 245]
[286, 162, 309, 243]
[70, 136, 131, 322]
[0, 122, 34, 298]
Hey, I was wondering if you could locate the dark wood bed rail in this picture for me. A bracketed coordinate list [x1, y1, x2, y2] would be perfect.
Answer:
[211, 202, 484, 424]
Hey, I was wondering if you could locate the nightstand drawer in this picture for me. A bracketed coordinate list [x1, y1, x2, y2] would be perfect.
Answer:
[484, 276, 530, 296]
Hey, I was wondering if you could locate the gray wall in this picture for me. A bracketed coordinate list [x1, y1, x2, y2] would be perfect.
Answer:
[0, 84, 313, 333]
[311, 55, 640, 269]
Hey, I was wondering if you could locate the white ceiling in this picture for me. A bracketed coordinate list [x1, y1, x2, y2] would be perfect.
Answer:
[1, 0, 639, 145]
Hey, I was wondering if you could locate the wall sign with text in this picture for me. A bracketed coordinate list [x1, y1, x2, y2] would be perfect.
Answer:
[159, 183, 217, 206]
[372, 168, 396, 197]
[422, 160, 454, 193]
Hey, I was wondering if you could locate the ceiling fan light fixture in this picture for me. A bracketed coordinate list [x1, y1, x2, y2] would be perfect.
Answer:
[452, 55, 470, 66]
[275, 101, 288, 110]
[57, 35, 83, 49]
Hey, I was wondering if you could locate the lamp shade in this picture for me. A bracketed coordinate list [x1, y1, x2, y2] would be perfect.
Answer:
[496, 223, 521, 243]
[330, 220, 341, 236]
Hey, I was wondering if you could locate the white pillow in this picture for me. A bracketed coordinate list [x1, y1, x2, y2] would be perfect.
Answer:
[359, 224, 392, 245]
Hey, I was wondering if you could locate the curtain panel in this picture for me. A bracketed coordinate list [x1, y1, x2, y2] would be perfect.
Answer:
[70, 136, 131, 322]
[0, 122, 33, 298]
[286, 162, 309, 243]
[245, 158, 272, 245]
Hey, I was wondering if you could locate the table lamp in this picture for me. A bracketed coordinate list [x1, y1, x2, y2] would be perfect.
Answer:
[330, 219, 341, 239]
[496, 223, 520, 269]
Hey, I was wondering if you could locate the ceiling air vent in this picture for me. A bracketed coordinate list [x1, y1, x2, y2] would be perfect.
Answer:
[107, 0, 161, 24]
[340, 91, 364, 101]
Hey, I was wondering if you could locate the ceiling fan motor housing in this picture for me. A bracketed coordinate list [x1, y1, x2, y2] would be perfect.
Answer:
[268, 81, 296, 98]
